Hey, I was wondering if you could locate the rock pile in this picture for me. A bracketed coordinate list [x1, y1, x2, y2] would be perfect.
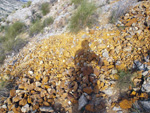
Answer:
[0, 0, 150, 113]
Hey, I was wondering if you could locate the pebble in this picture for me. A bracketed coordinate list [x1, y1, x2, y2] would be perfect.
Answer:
[142, 71, 148, 76]
[21, 104, 30, 113]
[138, 101, 150, 111]
[40, 106, 54, 112]
[78, 94, 88, 110]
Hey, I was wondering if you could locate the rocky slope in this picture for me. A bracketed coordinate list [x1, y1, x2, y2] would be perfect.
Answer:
[0, 0, 150, 113]
[0, 0, 24, 20]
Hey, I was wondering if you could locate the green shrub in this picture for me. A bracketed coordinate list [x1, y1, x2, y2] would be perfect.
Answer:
[5, 22, 25, 39]
[68, 1, 97, 33]
[0, 21, 26, 63]
[30, 20, 43, 36]
[0, 50, 5, 64]
[22, 1, 32, 8]
[22, 4, 26, 8]
[31, 14, 42, 24]
[41, 3, 50, 16]
[71, 0, 84, 5]
[27, 1, 32, 7]
[43, 17, 54, 27]
[109, 10, 117, 24]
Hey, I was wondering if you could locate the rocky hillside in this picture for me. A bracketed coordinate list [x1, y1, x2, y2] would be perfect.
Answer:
[0, 0, 150, 113]
[0, 0, 24, 20]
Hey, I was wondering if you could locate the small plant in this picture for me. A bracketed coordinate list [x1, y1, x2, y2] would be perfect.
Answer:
[30, 20, 43, 36]
[41, 3, 50, 16]
[22, 4, 26, 8]
[68, 1, 97, 33]
[5, 21, 25, 38]
[22, 1, 32, 8]
[0, 79, 6, 89]
[71, 0, 84, 5]
[31, 13, 42, 24]
[109, 10, 118, 24]
[0, 49, 5, 64]
[26, 1, 32, 7]
[43, 17, 54, 27]
[116, 70, 134, 92]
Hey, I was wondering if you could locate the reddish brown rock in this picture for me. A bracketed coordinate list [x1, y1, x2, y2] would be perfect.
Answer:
[94, 68, 99, 76]
[83, 87, 93, 94]
[10, 89, 16, 97]
[19, 99, 27, 106]
[85, 104, 94, 112]
[13, 96, 21, 102]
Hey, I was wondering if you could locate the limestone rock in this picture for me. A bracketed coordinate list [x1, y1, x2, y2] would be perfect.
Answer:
[40, 106, 54, 112]
[78, 94, 88, 110]
[21, 104, 30, 113]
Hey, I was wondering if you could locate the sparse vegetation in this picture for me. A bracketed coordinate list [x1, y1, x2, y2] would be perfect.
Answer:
[0, 80, 6, 89]
[30, 20, 43, 36]
[27, 1, 32, 7]
[71, 0, 84, 5]
[43, 17, 54, 27]
[22, 1, 32, 8]
[68, 1, 97, 33]
[116, 70, 135, 92]
[41, 3, 50, 16]
[0, 22, 26, 64]
[109, 10, 118, 24]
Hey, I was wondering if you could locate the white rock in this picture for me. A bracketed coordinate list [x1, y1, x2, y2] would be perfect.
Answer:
[21, 104, 30, 113]
[28, 71, 33, 75]
[103, 88, 114, 96]
[2, 104, 7, 109]
[102, 50, 109, 58]
[142, 71, 148, 76]
[35, 82, 41, 87]
[40, 106, 54, 112]
[112, 106, 122, 111]
[78, 94, 88, 110]
[112, 69, 117, 74]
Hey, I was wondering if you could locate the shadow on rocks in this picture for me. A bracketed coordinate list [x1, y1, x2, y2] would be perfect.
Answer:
[67, 40, 107, 113]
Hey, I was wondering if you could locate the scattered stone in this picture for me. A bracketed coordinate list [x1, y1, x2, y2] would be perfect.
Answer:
[40, 106, 54, 112]
[142, 71, 148, 76]
[138, 101, 150, 111]
[119, 99, 132, 109]
[78, 94, 88, 110]
[2, 105, 7, 109]
[10, 89, 16, 97]
[102, 50, 109, 58]
[19, 99, 27, 106]
[112, 69, 117, 74]
[21, 104, 30, 113]
[28, 71, 33, 75]
[112, 106, 122, 111]
[142, 83, 150, 92]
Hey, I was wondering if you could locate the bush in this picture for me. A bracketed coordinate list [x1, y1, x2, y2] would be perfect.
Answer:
[68, 1, 97, 33]
[0, 49, 5, 64]
[0, 21, 26, 64]
[22, 1, 32, 8]
[5, 22, 25, 39]
[41, 3, 50, 16]
[26, 1, 32, 7]
[30, 20, 43, 36]
[43, 17, 54, 27]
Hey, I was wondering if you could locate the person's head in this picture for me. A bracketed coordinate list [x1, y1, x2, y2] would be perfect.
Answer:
[81, 40, 89, 49]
